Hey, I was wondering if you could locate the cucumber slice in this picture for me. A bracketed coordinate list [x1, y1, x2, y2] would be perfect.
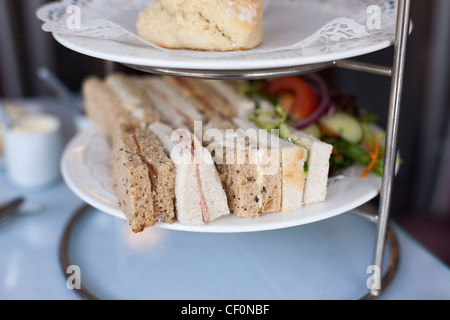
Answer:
[279, 123, 293, 141]
[319, 112, 363, 144]
[300, 123, 321, 139]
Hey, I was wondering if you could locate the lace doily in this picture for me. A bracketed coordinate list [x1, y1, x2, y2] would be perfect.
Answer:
[36, 0, 398, 62]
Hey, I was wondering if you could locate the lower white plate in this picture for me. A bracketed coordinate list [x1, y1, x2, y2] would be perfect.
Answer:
[61, 128, 383, 233]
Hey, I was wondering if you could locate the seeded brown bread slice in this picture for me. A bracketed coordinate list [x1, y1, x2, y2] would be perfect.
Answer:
[83, 74, 164, 140]
[251, 147, 282, 213]
[111, 123, 176, 233]
[233, 118, 308, 213]
[204, 127, 282, 216]
[260, 173, 282, 213]
[83, 76, 125, 139]
[215, 147, 261, 219]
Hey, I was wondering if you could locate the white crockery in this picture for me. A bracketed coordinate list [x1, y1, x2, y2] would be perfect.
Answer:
[5, 114, 63, 189]
[61, 128, 384, 233]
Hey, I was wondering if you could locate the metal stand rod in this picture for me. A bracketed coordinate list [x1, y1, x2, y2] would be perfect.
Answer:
[370, 0, 411, 298]
[125, 59, 393, 80]
[333, 60, 392, 77]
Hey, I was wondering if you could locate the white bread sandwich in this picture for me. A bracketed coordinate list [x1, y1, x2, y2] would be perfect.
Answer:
[137, 0, 265, 51]
[203, 127, 282, 218]
[163, 76, 238, 122]
[286, 127, 333, 205]
[149, 122, 230, 226]
[137, 76, 205, 131]
[233, 117, 308, 213]
[200, 79, 257, 119]
[111, 122, 176, 233]
[83, 73, 163, 139]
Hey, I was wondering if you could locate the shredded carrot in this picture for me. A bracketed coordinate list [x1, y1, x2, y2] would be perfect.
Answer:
[361, 140, 374, 150]
[319, 124, 336, 137]
[361, 133, 380, 178]
[332, 149, 343, 160]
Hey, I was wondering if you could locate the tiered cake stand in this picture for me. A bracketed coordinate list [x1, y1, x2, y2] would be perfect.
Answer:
[52, 0, 411, 300]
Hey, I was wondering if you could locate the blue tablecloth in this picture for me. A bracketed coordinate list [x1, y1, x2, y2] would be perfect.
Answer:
[0, 171, 449, 300]
[0, 99, 449, 300]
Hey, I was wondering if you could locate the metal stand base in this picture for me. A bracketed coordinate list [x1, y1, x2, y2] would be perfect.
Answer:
[361, 227, 399, 300]
[59, 204, 100, 301]
[59, 204, 400, 301]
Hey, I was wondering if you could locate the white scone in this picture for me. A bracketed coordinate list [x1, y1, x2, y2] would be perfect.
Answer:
[137, 0, 265, 51]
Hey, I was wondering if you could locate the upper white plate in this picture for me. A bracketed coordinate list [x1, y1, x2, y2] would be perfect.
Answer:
[40, 0, 398, 71]
[61, 128, 383, 233]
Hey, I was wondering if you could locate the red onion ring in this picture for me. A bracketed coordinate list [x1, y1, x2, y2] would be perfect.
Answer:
[295, 73, 332, 130]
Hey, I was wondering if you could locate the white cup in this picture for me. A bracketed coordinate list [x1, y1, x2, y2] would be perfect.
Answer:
[74, 115, 93, 134]
[4, 113, 63, 189]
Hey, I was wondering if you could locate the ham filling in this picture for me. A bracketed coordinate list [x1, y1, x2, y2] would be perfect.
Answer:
[175, 129, 210, 223]
[145, 81, 194, 128]
[173, 77, 215, 112]
[126, 127, 158, 216]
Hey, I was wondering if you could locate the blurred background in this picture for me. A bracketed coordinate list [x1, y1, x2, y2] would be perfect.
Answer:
[0, 0, 449, 264]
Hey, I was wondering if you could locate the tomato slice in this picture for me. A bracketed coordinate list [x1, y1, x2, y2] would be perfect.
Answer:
[266, 76, 318, 120]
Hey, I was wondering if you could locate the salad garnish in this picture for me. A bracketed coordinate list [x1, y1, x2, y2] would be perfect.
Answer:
[241, 73, 396, 178]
